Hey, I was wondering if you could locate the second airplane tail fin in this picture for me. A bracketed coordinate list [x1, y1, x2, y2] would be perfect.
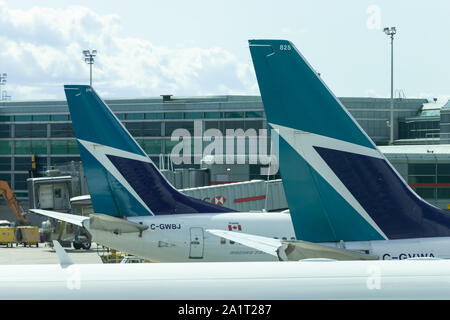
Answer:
[249, 39, 450, 242]
[64, 85, 235, 217]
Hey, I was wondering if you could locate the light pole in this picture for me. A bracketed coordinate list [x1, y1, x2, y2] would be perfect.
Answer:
[83, 50, 97, 87]
[384, 27, 396, 145]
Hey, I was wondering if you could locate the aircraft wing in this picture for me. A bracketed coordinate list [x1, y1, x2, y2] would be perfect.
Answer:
[206, 229, 285, 259]
[30, 209, 88, 227]
[207, 229, 379, 261]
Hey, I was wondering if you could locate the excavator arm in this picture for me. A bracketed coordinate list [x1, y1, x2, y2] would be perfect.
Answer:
[0, 181, 29, 225]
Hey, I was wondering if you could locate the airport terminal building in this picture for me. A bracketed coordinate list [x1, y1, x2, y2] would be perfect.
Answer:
[1, 94, 450, 209]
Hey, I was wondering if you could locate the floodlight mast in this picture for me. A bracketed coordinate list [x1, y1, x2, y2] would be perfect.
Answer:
[383, 27, 396, 145]
[83, 50, 97, 87]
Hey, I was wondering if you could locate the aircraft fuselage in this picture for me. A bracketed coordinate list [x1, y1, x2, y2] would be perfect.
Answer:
[86, 211, 295, 262]
[83, 211, 450, 262]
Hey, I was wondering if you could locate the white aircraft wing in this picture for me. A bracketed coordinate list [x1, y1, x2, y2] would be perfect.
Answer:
[30, 209, 88, 227]
[206, 229, 286, 259]
[207, 229, 378, 261]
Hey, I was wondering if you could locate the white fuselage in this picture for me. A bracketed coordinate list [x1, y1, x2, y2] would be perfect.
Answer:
[83, 211, 450, 262]
[2, 259, 450, 299]
[85, 212, 295, 262]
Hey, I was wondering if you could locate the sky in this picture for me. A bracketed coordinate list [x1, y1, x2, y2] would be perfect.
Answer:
[0, 0, 449, 101]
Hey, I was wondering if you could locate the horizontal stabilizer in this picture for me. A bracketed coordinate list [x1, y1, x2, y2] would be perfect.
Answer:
[52, 240, 74, 267]
[89, 214, 148, 235]
[30, 209, 88, 227]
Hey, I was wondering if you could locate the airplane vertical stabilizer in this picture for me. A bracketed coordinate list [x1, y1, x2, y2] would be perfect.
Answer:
[249, 39, 450, 241]
[64, 85, 235, 217]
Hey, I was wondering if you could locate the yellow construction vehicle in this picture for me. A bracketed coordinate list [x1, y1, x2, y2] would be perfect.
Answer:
[0, 181, 29, 225]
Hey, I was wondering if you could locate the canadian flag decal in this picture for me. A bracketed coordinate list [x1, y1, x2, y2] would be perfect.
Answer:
[212, 196, 226, 206]
[228, 222, 242, 231]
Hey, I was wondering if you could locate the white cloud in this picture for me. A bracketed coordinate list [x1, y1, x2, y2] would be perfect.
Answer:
[364, 89, 383, 98]
[0, 1, 258, 100]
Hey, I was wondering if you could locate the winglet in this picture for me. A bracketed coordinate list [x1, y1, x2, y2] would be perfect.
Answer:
[52, 240, 74, 267]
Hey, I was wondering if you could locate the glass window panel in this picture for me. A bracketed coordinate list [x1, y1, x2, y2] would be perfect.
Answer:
[14, 115, 32, 122]
[0, 157, 11, 171]
[32, 115, 49, 121]
[14, 157, 32, 171]
[224, 112, 244, 118]
[145, 113, 163, 119]
[165, 140, 180, 153]
[205, 121, 219, 130]
[143, 122, 162, 137]
[437, 188, 450, 199]
[165, 112, 183, 119]
[51, 140, 78, 154]
[408, 163, 436, 175]
[0, 173, 11, 185]
[126, 113, 144, 120]
[31, 140, 47, 154]
[205, 112, 221, 119]
[15, 124, 47, 138]
[437, 164, 450, 175]
[125, 122, 161, 137]
[0, 141, 11, 154]
[51, 141, 66, 154]
[67, 140, 79, 154]
[165, 121, 194, 136]
[15, 140, 48, 155]
[0, 124, 11, 138]
[14, 141, 31, 154]
[408, 176, 436, 183]
[115, 113, 125, 120]
[184, 112, 203, 119]
[437, 176, 450, 183]
[50, 114, 69, 121]
[51, 123, 74, 138]
[14, 174, 29, 190]
[138, 139, 162, 154]
[0, 116, 13, 122]
[245, 111, 263, 118]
